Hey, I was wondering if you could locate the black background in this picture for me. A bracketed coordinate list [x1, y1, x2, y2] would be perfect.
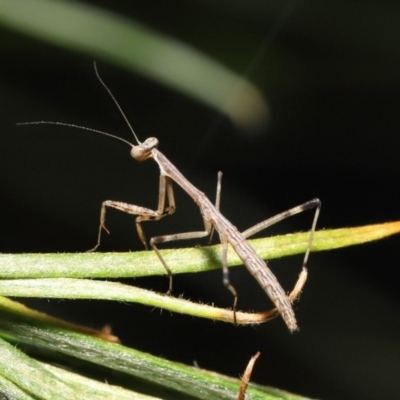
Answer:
[1, 1, 400, 399]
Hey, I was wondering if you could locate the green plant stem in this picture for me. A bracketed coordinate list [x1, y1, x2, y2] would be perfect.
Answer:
[0, 0, 267, 128]
[1, 223, 399, 325]
[1, 222, 399, 279]
[0, 305, 312, 400]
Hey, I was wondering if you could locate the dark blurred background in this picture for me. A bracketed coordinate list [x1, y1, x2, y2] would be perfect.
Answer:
[1, 1, 400, 399]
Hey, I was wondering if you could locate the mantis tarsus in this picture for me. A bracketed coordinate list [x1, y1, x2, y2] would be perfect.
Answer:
[19, 63, 321, 332]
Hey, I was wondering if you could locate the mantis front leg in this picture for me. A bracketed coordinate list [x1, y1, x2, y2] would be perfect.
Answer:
[87, 174, 176, 253]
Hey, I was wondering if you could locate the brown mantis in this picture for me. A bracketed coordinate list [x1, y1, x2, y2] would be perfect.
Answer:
[19, 63, 321, 332]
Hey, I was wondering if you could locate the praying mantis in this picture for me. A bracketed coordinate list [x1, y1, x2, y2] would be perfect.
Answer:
[19, 63, 321, 332]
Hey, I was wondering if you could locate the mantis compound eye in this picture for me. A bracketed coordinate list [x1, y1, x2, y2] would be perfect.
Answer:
[130, 138, 158, 161]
